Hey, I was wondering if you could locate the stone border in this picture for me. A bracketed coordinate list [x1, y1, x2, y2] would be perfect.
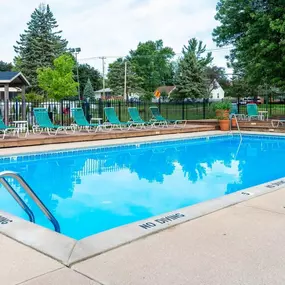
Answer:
[0, 130, 285, 266]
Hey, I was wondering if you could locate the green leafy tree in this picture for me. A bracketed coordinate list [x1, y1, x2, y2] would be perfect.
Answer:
[14, 4, 68, 88]
[37, 54, 78, 100]
[175, 38, 213, 99]
[128, 40, 175, 92]
[83, 78, 95, 100]
[213, 0, 285, 89]
[0, 61, 13, 71]
[108, 58, 144, 98]
[77, 64, 102, 95]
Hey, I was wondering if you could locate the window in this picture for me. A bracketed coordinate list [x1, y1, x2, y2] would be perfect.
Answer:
[217, 93, 219, 99]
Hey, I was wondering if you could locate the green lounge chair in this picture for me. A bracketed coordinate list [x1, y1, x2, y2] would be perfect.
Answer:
[104, 107, 130, 130]
[104, 107, 142, 130]
[128, 107, 159, 128]
[246, 103, 261, 121]
[149, 106, 186, 127]
[33, 108, 74, 135]
[0, 119, 19, 139]
[230, 103, 246, 120]
[71, 108, 100, 132]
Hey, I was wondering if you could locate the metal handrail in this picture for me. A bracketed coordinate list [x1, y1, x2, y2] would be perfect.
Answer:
[230, 114, 242, 141]
[0, 171, 60, 233]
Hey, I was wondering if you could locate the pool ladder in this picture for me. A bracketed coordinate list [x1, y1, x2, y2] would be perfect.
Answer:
[0, 171, 60, 233]
[229, 114, 242, 141]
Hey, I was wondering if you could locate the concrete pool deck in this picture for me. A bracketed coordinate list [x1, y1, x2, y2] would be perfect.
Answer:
[1, 130, 285, 284]
[1, 186, 285, 285]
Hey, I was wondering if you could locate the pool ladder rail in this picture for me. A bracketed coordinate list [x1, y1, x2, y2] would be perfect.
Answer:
[0, 171, 60, 233]
[229, 114, 242, 141]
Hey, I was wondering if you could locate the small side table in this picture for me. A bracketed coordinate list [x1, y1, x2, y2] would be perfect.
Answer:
[258, 111, 269, 121]
[90, 118, 103, 124]
[13, 120, 29, 137]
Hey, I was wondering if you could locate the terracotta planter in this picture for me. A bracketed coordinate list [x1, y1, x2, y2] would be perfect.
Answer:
[231, 118, 237, 127]
[219, 119, 230, 131]
[215, 109, 230, 119]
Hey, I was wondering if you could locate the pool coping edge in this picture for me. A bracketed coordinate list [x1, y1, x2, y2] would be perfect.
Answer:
[1, 177, 285, 266]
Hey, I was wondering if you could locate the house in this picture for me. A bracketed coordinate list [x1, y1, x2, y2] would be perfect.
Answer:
[209, 80, 225, 100]
[153, 86, 176, 102]
[94, 88, 113, 100]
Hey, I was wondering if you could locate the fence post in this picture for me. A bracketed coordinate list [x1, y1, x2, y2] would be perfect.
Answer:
[15, 100, 19, 121]
[182, 100, 185, 120]
[203, 98, 206, 119]
[60, 100, 64, 125]
[98, 99, 103, 120]
[269, 94, 272, 117]
[158, 98, 161, 112]
[118, 101, 121, 120]
[237, 95, 240, 113]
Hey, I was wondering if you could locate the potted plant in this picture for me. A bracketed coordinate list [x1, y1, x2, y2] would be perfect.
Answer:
[217, 115, 230, 131]
[212, 99, 232, 119]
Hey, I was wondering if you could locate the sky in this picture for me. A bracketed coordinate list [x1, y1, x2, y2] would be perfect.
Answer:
[0, 0, 230, 74]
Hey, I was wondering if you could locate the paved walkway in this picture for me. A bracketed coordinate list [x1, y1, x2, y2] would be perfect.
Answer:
[2, 188, 285, 284]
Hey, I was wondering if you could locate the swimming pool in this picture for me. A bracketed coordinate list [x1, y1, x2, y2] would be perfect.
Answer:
[0, 134, 284, 240]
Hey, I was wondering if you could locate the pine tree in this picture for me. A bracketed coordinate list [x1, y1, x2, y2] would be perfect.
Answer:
[83, 78, 95, 100]
[175, 38, 213, 100]
[14, 4, 68, 88]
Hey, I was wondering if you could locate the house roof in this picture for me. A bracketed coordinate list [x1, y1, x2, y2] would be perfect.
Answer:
[94, 88, 112, 93]
[155, 86, 176, 94]
[0, 71, 30, 87]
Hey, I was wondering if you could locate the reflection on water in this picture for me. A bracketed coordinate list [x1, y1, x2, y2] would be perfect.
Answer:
[0, 136, 285, 239]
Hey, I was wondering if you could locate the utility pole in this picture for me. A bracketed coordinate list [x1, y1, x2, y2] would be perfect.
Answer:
[124, 61, 127, 100]
[99, 57, 106, 98]
[70, 48, 81, 100]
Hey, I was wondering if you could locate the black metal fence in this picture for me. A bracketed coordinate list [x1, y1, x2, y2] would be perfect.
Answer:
[2, 94, 285, 126]
[1, 99, 214, 126]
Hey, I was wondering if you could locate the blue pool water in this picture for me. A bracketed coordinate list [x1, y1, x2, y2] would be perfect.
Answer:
[0, 134, 284, 240]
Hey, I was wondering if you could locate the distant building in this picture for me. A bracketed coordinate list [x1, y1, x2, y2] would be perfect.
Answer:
[209, 80, 225, 100]
[94, 88, 113, 100]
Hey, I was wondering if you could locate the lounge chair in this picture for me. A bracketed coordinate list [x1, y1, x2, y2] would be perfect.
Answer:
[128, 107, 160, 128]
[71, 108, 101, 132]
[33, 108, 74, 135]
[0, 119, 19, 139]
[104, 107, 143, 130]
[230, 103, 246, 120]
[149, 106, 187, 127]
[246, 103, 262, 121]
[271, 119, 285, 128]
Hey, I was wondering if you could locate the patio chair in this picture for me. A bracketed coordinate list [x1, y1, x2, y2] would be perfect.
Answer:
[33, 108, 74, 135]
[149, 106, 186, 127]
[271, 118, 285, 128]
[71, 108, 101, 132]
[104, 107, 141, 130]
[230, 103, 246, 120]
[0, 119, 19, 139]
[246, 103, 262, 121]
[128, 107, 160, 128]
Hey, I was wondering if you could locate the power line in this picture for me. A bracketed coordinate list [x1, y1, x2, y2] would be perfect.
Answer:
[78, 47, 232, 62]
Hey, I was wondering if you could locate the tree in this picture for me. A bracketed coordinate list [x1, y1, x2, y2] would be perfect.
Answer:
[175, 38, 213, 100]
[14, 4, 68, 88]
[213, 0, 285, 89]
[108, 58, 144, 98]
[0, 61, 13, 71]
[37, 54, 78, 100]
[128, 40, 175, 92]
[83, 78, 95, 100]
[77, 64, 102, 95]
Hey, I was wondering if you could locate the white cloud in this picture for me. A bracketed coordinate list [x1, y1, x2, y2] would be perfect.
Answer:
[0, 0, 230, 73]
